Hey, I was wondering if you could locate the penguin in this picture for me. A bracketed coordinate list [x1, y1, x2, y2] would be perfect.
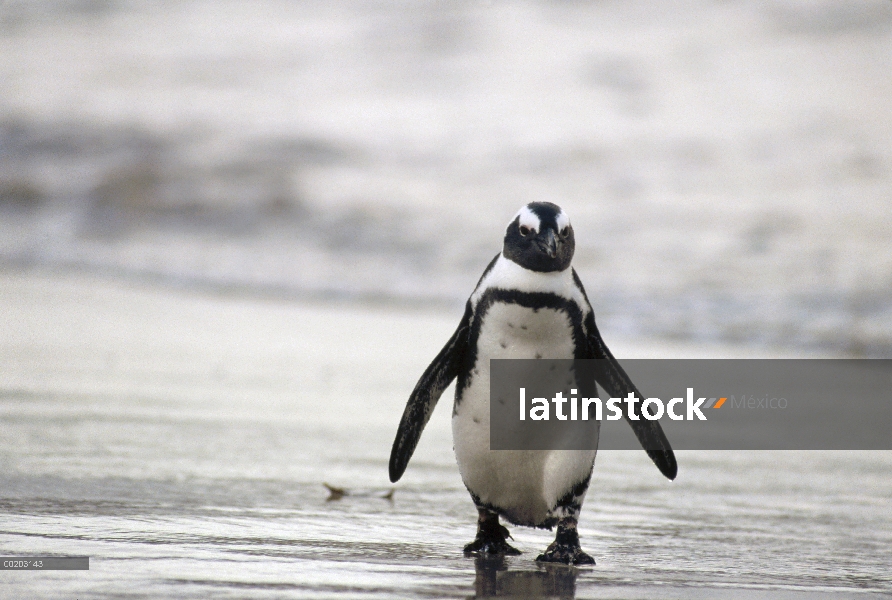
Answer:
[389, 202, 676, 565]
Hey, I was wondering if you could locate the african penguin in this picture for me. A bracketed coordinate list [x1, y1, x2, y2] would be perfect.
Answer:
[389, 202, 677, 565]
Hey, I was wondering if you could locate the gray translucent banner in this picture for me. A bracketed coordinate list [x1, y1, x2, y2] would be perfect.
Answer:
[489, 359, 892, 450]
[0, 557, 89, 570]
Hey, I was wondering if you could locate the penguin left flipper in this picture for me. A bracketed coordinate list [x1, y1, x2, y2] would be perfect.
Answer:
[389, 302, 472, 483]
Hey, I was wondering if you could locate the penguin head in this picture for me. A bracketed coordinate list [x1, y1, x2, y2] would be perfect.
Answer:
[503, 202, 575, 273]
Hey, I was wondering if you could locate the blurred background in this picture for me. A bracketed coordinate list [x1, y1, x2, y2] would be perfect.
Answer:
[2, 0, 891, 356]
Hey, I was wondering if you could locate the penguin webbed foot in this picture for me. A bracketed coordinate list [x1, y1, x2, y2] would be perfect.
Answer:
[463, 525, 522, 556]
[535, 543, 594, 566]
[535, 518, 595, 566]
[464, 510, 522, 556]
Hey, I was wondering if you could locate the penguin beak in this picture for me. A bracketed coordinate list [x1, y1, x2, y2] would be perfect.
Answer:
[537, 228, 558, 258]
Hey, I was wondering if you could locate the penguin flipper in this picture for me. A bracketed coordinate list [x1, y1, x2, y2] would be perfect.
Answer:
[585, 317, 678, 480]
[389, 302, 471, 483]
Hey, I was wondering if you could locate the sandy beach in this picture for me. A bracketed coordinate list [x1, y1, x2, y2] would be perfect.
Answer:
[1, 269, 890, 598]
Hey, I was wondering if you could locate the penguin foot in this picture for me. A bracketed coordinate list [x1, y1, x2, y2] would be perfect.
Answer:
[464, 509, 522, 556]
[535, 517, 595, 566]
[463, 526, 522, 556]
[535, 543, 595, 565]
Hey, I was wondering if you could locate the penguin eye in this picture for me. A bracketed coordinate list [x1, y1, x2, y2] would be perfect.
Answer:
[519, 225, 532, 236]
[560, 227, 569, 238]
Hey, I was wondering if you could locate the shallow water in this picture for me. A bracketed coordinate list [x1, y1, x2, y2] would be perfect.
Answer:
[1, 271, 890, 598]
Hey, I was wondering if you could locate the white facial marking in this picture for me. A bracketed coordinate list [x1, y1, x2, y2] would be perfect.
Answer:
[514, 206, 541, 233]
[555, 210, 570, 231]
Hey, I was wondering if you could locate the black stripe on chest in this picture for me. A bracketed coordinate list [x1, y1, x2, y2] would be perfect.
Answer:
[455, 289, 589, 404]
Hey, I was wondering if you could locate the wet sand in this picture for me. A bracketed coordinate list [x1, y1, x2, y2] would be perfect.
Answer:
[0, 270, 890, 599]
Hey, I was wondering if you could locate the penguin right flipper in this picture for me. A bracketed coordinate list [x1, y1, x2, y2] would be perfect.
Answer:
[573, 271, 677, 481]
[389, 302, 472, 483]
[589, 336, 678, 481]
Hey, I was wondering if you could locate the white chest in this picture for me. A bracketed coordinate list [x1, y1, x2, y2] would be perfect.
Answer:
[452, 301, 595, 526]
[475, 302, 577, 361]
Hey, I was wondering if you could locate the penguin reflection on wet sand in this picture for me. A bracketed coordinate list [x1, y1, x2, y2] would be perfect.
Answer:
[389, 202, 676, 565]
